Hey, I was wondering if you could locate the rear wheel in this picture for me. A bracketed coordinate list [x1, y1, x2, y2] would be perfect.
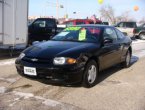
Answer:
[139, 33, 145, 40]
[83, 60, 98, 88]
[122, 50, 131, 68]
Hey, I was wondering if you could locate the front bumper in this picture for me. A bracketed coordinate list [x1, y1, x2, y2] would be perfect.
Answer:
[15, 59, 84, 84]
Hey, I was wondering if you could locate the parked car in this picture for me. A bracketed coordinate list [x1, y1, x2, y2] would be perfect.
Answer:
[115, 21, 137, 38]
[133, 23, 145, 40]
[62, 19, 103, 26]
[28, 18, 63, 45]
[15, 25, 132, 88]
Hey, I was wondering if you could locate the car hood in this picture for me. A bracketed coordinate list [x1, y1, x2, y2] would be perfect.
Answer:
[23, 41, 100, 59]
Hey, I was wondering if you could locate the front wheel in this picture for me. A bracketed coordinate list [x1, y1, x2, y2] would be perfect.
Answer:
[122, 51, 131, 68]
[83, 60, 98, 88]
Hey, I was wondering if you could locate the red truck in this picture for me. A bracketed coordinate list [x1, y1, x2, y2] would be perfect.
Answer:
[62, 19, 103, 26]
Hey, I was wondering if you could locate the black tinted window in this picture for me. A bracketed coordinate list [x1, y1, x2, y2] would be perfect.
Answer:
[103, 28, 118, 41]
[118, 22, 124, 27]
[115, 29, 125, 40]
[125, 22, 136, 28]
[76, 22, 85, 25]
[33, 19, 56, 28]
[33, 20, 46, 28]
[46, 19, 56, 27]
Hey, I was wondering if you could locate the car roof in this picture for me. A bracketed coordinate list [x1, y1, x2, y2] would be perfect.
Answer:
[120, 21, 136, 23]
[36, 18, 56, 20]
[63, 19, 102, 23]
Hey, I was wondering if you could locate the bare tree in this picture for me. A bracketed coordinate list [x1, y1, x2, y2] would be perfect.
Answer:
[99, 5, 137, 24]
[139, 17, 145, 25]
[99, 5, 116, 24]
[116, 11, 136, 22]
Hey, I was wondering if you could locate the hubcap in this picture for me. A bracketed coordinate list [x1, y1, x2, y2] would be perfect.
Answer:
[88, 65, 97, 84]
[126, 52, 131, 66]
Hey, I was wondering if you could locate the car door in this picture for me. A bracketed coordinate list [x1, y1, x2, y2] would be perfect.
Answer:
[29, 19, 47, 41]
[99, 27, 122, 70]
[141, 24, 145, 32]
[125, 22, 136, 37]
[115, 28, 130, 62]
[45, 19, 57, 39]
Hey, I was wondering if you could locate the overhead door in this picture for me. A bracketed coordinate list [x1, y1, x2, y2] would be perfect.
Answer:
[0, 0, 3, 43]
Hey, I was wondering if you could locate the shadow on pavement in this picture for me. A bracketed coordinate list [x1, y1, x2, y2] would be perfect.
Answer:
[0, 49, 22, 60]
[98, 55, 139, 84]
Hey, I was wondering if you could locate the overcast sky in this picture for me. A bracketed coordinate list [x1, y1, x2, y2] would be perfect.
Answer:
[29, 0, 145, 21]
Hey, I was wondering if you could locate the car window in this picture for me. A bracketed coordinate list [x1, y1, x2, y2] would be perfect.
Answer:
[76, 22, 85, 25]
[52, 27, 101, 43]
[115, 29, 125, 40]
[46, 19, 56, 27]
[95, 22, 102, 24]
[103, 28, 118, 41]
[89, 21, 94, 24]
[125, 22, 136, 28]
[66, 22, 73, 26]
[118, 22, 124, 27]
[33, 20, 46, 28]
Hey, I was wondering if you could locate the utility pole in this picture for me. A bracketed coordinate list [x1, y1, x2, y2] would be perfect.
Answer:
[56, 0, 59, 19]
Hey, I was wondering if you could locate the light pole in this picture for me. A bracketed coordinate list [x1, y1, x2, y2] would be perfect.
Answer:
[56, 0, 59, 19]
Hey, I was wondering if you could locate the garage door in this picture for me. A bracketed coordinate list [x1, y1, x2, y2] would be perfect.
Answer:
[0, 0, 3, 43]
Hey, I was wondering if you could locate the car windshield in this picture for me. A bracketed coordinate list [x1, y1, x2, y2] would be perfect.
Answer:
[52, 26, 101, 43]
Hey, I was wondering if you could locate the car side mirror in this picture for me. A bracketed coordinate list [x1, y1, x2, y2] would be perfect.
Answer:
[104, 38, 113, 45]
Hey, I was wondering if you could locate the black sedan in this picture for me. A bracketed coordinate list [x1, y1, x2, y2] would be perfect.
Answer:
[15, 25, 132, 88]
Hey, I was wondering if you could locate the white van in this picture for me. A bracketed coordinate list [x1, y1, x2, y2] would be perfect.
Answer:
[0, 0, 28, 49]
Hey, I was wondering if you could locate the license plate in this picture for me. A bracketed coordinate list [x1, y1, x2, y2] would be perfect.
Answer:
[24, 67, 37, 76]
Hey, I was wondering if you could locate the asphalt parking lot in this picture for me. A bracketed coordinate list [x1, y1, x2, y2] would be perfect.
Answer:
[0, 40, 145, 110]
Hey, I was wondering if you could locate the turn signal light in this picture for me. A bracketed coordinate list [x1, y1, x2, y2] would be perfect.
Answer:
[67, 58, 77, 64]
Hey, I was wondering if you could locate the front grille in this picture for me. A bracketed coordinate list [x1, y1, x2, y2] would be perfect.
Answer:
[22, 56, 52, 64]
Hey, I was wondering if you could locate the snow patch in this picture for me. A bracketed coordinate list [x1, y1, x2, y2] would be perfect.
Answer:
[0, 60, 15, 66]
[0, 87, 7, 94]
[42, 99, 62, 107]
[6, 78, 17, 83]
[13, 91, 34, 99]
[134, 50, 145, 58]
[13, 91, 63, 107]
[0, 77, 17, 83]
[132, 40, 145, 44]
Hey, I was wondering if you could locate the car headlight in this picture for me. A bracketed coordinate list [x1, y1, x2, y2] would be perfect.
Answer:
[53, 57, 77, 65]
[19, 53, 25, 59]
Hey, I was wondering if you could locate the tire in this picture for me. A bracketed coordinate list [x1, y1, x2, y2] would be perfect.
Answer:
[83, 60, 98, 88]
[139, 33, 145, 40]
[122, 50, 131, 68]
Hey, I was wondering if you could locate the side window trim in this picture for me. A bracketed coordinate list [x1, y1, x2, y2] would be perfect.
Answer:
[115, 28, 125, 40]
